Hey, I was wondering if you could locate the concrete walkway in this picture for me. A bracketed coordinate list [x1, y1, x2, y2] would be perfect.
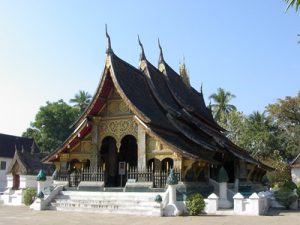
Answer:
[0, 205, 300, 225]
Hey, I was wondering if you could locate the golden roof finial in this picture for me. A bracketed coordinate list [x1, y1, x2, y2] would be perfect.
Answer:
[158, 38, 164, 63]
[138, 35, 146, 61]
[105, 24, 113, 54]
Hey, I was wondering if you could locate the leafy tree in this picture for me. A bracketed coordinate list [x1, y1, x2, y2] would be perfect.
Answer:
[265, 150, 291, 187]
[220, 110, 281, 159]
[209, 88, 237, 122]
[266, 92, 300, 161]
[219, 110, 247, 145]
[23, 100, 79, 153]
[243, 111, 274, 158]
[69, 90, 92, 113]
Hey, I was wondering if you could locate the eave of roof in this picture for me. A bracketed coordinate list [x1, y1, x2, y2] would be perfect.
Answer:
[134, 116, 218, 163]
[70, 66, 113, 129]
[42, 119, 92, 163]
[141, 60, 220, 151]
[160, 60, 226, 132]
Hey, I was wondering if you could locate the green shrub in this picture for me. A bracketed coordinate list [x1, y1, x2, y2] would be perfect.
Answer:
[282, 180, 297, 190]
[186, 193, 205, 216]
[23, 188, 37, 206]
[297, 183, 300, 198]
[274, 187, 298, 209]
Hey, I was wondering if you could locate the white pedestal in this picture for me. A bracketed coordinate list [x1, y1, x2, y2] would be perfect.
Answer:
[218, 182, 232, 208]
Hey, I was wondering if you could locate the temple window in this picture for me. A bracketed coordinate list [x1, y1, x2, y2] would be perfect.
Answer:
[0, 161, 6, 170]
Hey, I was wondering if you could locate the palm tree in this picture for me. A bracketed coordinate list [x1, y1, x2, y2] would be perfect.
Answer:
[70, 90, 92, 113]
[285, 0, 300, 43]
[248, 111, 267, 126]
[285, 0, 300, 12]
[209, 88, 237, 121]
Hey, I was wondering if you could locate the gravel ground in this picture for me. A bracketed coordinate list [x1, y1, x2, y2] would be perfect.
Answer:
[0, 205, 300, 225]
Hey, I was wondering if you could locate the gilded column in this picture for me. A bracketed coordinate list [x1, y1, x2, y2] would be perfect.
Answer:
[137, 124, 146, 171]
[91, 124, 98, 169]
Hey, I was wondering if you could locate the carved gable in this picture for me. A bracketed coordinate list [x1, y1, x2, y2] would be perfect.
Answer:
[99, 87, 132, 117]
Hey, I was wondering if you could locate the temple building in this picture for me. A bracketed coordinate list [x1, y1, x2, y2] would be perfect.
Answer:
[42, 34, 270, 192]
[0, 133, 42, 192]
[0, 133, 53, 205]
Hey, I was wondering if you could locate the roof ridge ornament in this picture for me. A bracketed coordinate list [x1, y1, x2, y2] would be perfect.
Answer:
[158, 38, 164, 63]
[105, 24, 113, 54]
[138, 35, 146, 61]
[200, 82, 203, 93]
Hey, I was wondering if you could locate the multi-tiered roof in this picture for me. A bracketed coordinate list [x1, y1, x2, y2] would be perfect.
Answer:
[43, 32, 270, 170]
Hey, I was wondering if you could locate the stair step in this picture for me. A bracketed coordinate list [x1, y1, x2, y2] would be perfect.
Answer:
[48, 191, 163, 216]
[51, 207, 161, 216]
[52, 200, 158, 208]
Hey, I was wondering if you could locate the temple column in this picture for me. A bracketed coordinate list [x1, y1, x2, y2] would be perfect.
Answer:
[91, 124, 98, 169]
[137, 125, 146, 171]
[173, 153, 182, 171]
[239, 160, 247, 183]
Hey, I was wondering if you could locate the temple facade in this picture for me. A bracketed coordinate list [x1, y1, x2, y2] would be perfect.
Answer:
[43, 35, 270, 191]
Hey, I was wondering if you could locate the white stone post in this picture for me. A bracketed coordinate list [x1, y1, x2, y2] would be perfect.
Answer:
[206, 193, 219, 214]
[219, 182, 227, 200]
[168, 184, 177, 205]
[233, 193, 245, 214]
[37, 181, 44, 194]
[164, 184, 181, 216]
[218, 182, 232, 208]
[249, 193, 260, 215]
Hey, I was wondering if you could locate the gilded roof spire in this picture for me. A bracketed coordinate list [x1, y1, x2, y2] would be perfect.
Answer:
[105, 24, 113, 54]
[158, 38, 164, 63]
[138, 35, 146, 61]
[179, 58, 190, 88]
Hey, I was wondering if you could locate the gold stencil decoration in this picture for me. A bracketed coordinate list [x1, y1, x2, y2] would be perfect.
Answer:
[99, 118, 138, 145]
[119, 101, 129, 113]
[82, 142, 92, 152]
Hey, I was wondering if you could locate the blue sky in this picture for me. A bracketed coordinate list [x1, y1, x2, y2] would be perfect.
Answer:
[0, 1, 299, 136]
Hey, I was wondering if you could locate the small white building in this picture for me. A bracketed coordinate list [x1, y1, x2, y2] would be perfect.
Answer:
[1, 148, 53, 205]
[291, 153, 300, 184]
[0, 133, 39, 192]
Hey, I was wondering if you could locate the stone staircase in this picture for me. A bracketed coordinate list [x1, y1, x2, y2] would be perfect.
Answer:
[48, 191, 164, 216]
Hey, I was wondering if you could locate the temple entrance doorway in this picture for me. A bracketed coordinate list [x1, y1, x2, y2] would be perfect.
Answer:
[12, 174, 20, 190]
[119, 135, 137, 186]
[100, 136, 118, 187]
[224, 161, 235, 183]
[161, 158, 173, 172]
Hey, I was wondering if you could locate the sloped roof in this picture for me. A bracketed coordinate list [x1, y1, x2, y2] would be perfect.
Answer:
[160, 61, 224, 131]
[7, 150, 53, 175]
[43, 41, 271, 170]
[0, 133, 39, 158]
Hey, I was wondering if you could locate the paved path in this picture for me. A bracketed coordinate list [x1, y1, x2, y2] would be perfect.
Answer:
[0, 205, 300, 225]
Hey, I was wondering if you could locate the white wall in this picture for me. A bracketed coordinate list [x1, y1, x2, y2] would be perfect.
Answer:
[291, 168, 300, 184]
[1, 175, 53, 206]
[0, 157, 12, 192]
[6, 174, 53, 190]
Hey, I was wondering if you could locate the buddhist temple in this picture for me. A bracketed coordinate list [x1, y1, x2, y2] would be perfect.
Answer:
[42, 31, 270, 193]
